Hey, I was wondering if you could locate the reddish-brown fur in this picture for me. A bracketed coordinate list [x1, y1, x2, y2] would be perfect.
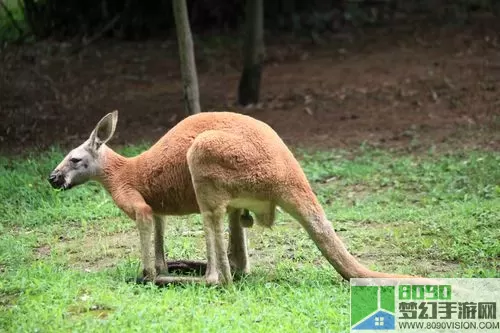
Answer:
[50, 111, 416, 285]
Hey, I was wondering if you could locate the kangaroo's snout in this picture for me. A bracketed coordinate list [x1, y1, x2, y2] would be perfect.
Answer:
[48, 170, 68, 190]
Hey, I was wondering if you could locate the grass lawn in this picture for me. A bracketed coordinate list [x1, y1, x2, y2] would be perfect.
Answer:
[0, 144, 499, 332]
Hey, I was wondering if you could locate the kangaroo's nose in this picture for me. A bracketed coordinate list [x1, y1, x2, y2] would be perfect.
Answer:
[48, 171, 63, 188]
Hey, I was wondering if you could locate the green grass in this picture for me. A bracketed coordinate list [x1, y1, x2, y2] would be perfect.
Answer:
[0, 144, 499, 332]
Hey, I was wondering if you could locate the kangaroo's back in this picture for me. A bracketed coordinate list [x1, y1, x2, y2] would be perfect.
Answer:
[133, 112, 308, 215]
[152, 112, 290, 155]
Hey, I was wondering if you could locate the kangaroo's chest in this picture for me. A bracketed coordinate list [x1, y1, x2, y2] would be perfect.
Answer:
[140, 165, 199, 216]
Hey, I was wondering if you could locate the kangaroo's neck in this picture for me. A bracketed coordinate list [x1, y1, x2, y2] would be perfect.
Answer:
[97, 145, 134, 194]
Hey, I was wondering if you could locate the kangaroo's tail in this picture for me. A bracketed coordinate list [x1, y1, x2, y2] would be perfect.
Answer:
[279, 188, 416, 280]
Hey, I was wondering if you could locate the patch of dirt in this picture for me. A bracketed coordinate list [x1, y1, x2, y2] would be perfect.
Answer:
[1, 17, 499, 155]
[53, 231, 139, 272]
[67, 302, 114, 319]
[0, 292, 19, 309]
[34, 244, 51, 259]
[339, 220, 463, 276]
[359, 252, 461, 276]
[45, 219, 461, 279]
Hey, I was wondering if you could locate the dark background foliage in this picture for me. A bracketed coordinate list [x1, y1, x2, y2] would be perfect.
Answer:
[17, 0, 500, 40]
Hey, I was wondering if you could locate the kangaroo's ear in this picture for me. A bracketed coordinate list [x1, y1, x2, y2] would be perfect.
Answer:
[89, 110, 118, 151]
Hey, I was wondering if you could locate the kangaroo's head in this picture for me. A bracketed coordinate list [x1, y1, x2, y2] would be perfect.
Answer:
[48, 111, 118, 190]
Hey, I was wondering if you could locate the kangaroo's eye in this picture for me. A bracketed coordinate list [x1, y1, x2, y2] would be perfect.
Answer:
[70, 158, 82, 164]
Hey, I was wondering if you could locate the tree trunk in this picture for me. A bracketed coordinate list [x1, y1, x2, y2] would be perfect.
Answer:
[238, 0, 264, 106]
[172, 0, 201, 115]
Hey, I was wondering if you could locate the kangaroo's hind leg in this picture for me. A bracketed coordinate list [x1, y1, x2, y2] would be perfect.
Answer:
[201, 205, 232, 284]
[228, 208, 250, 276]
[187, 130, 262, 285]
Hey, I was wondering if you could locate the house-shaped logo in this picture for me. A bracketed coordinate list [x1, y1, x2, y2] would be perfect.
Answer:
[351, 285, 395, 331]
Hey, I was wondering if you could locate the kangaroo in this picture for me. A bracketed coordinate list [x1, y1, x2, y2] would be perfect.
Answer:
[48, 110, 415, 285]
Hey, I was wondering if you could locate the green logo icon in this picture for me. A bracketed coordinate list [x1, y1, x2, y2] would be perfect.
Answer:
[351, 286, 396, 330]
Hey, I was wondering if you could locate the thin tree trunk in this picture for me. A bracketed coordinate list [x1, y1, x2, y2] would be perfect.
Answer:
[238, 0, 264, 106]
[172, 0, 201, 115]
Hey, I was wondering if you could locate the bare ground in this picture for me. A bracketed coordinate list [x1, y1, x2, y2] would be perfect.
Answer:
[1, 17, 499, 155]
[34, 225, 460, 279]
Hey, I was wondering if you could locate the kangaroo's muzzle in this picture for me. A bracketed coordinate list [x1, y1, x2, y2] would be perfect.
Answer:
[48, 170, 70, 190]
